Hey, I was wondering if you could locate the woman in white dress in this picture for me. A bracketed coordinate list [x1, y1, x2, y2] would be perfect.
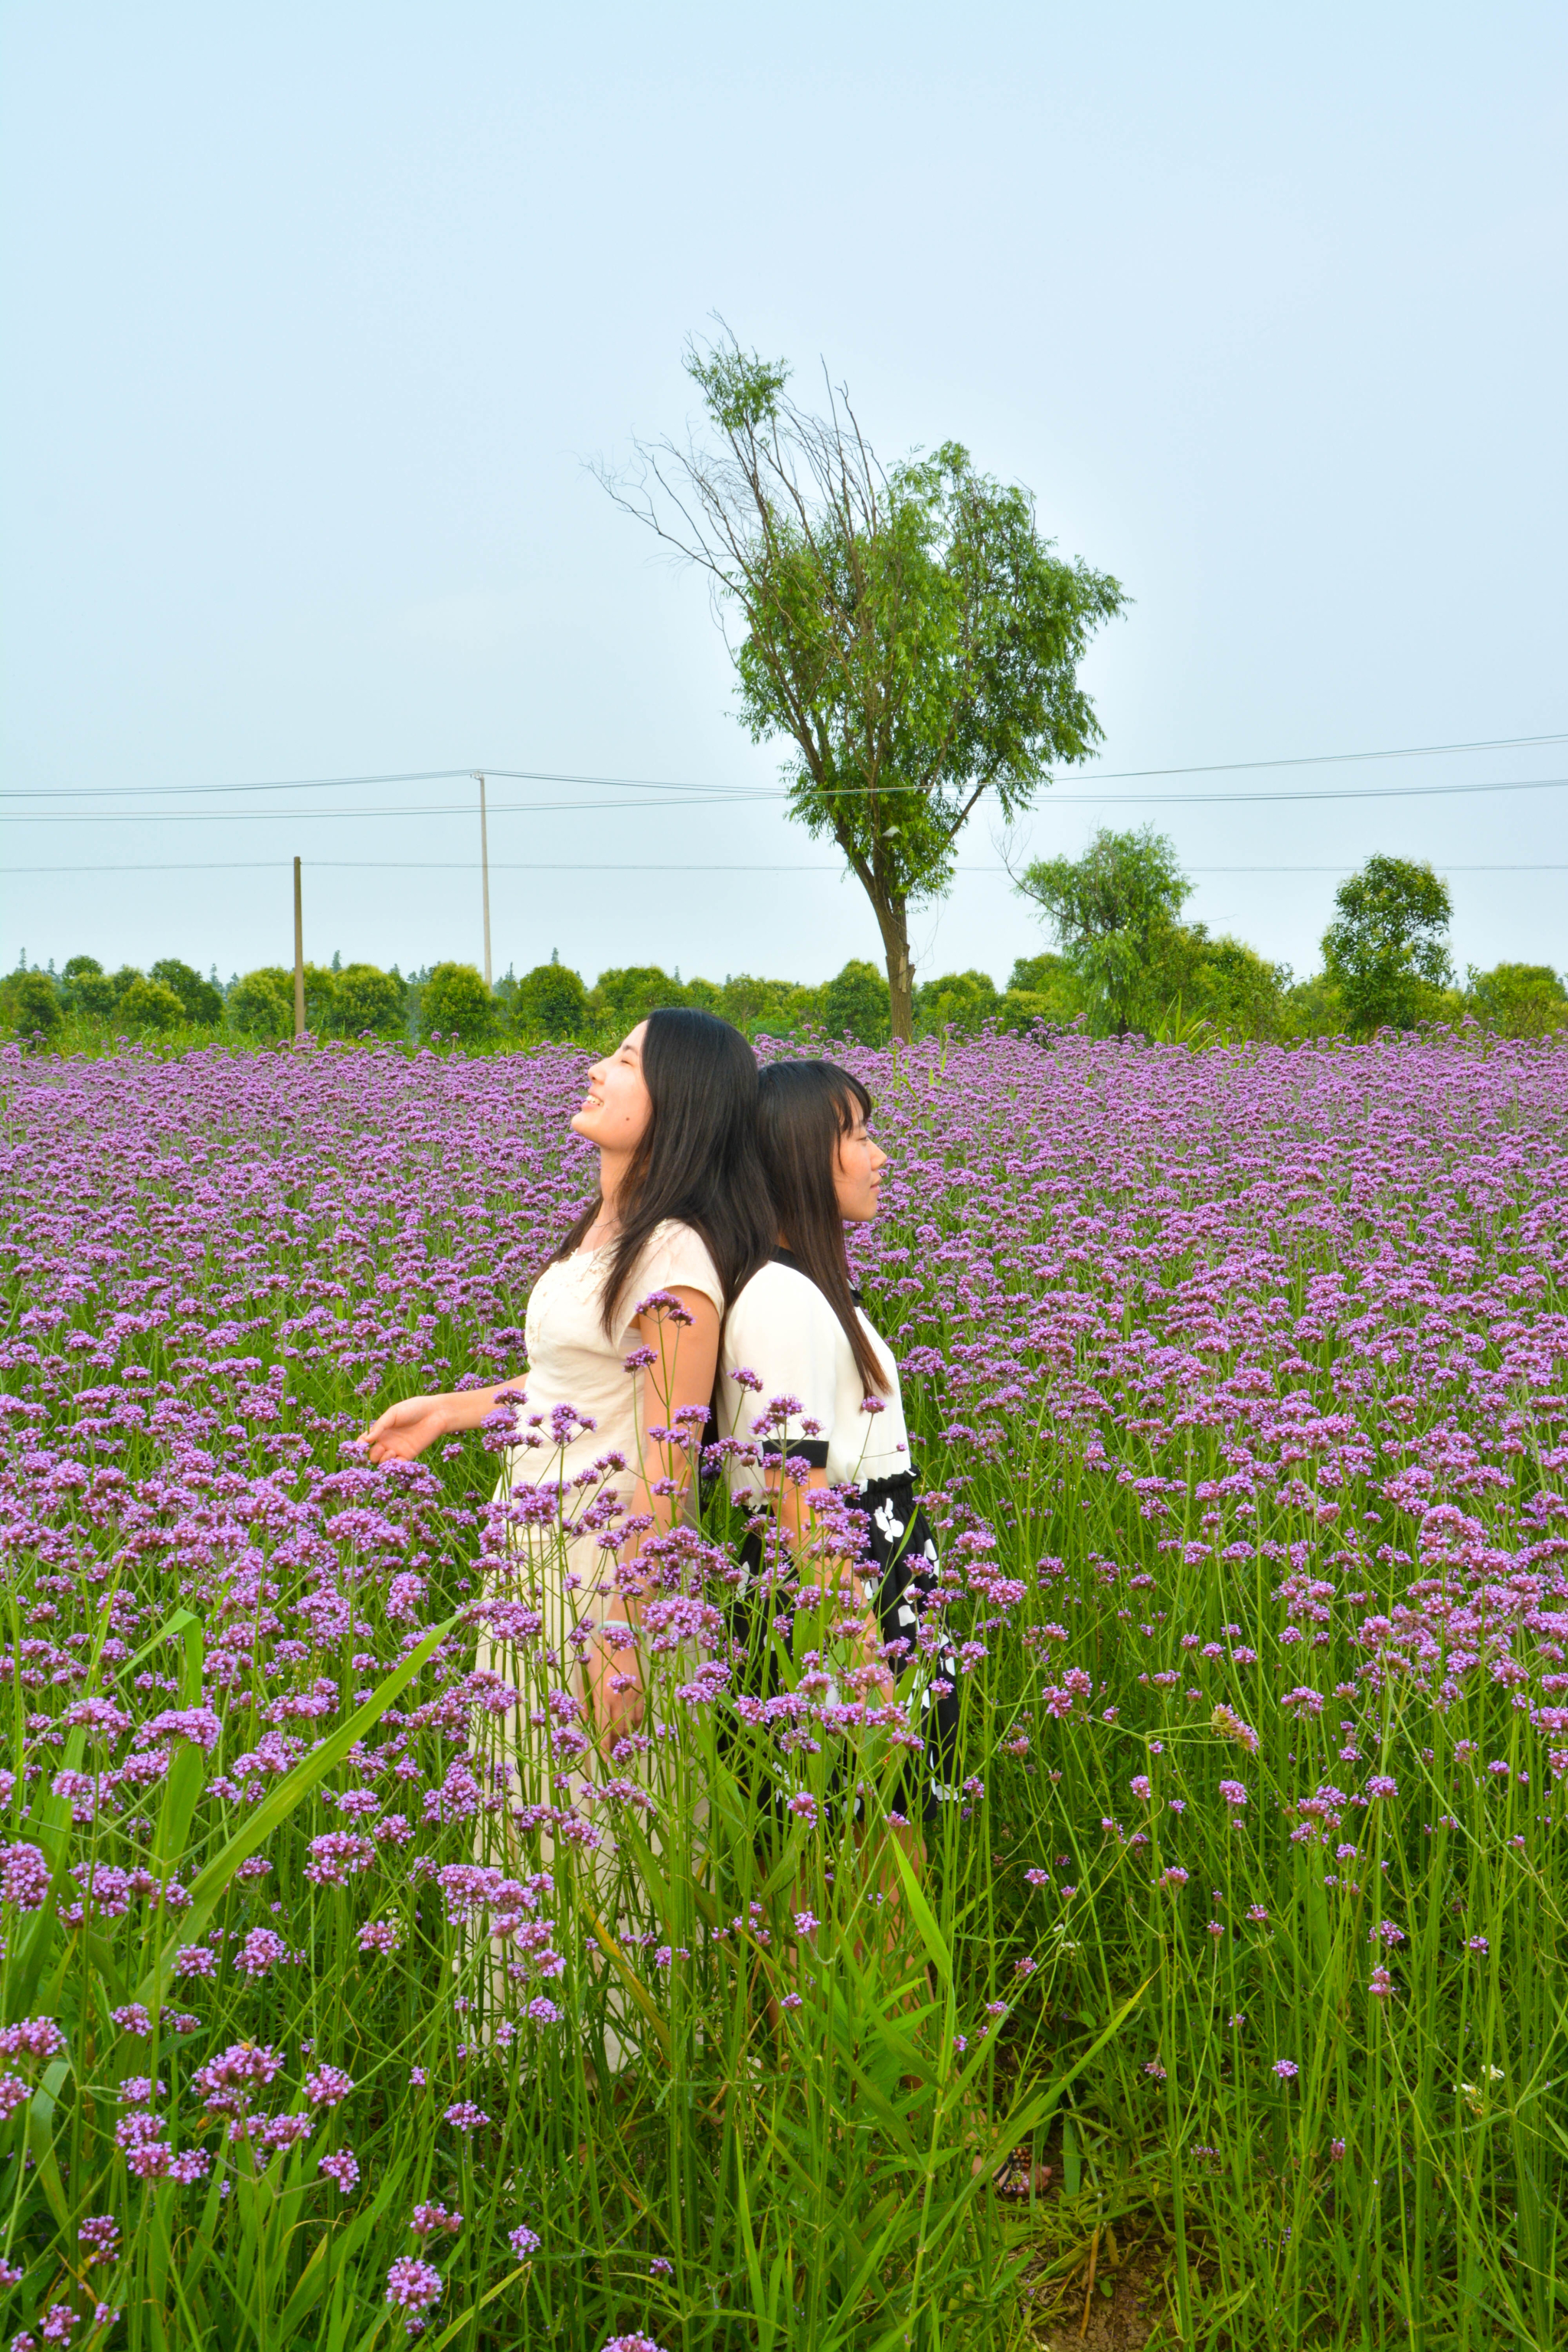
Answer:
[716, 1057, 959, 1835]
[364, 1008, 774, 2066]
[718, 1058, 1050, 2194]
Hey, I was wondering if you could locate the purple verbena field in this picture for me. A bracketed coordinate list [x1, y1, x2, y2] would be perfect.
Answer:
[2, 1030, 1566, 2352]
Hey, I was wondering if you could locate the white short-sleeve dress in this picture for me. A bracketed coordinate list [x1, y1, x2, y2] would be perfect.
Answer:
[716, 1247, 960, 1821]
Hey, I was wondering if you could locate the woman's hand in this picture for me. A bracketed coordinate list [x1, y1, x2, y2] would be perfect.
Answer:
[364, 1382, 510, 1464]
[586, 1618, 645, 1749]
[363, 1393, 456, 1464]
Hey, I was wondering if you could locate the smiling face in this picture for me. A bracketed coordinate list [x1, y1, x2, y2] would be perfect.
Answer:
[571, 1023, 652, 1157]
[832, 1096, 887, 1223]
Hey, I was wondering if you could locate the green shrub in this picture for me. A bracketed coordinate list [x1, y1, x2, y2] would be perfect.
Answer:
[512, 962, 590, 1044]
[1465, 962, 1567, 1038]
[150, 957, 224, 1025]
[1007, 952, 1086, 1025]
[62, 956, 120, 1018]
[590, 966, 688, 1034]
[1148, 927, 1292, 1041]
[822, 958, 890, 1046]
[1282, 972, 1349, 1038]
[116, 975, 187, 1034]
[2, 969, 64, 1040]
[421, 962, 498, 1044]
[914, 969, 1001, 1035]
[333, 963, 406, 1038]
[231, 968, 296, 1039]
[299, 964, 340, 1034]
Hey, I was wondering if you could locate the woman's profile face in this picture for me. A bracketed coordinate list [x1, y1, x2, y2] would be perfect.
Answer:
[573, 1022, 653, 1153]
[833, 1097, 887, 1223]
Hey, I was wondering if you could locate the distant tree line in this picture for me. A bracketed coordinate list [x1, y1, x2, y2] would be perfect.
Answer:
[4, 844, 1564, 1051]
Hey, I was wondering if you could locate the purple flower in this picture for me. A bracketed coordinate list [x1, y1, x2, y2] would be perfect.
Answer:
[234, 1928, 290, 1977]
[385, 2257, 442, 2331]
[0, 1844, 51, 1913]
[508, 2224, 541, 2259]
[410, 2201, 462, 2239]
[443, 2102, 489, 2133]
[1217, 1780, 1247, 1808]
[78, 2217, 119, 2262]
[304, 2066, 354, 2108]
[319, 2149, 360, 2193]
[1272, 2060, 1299, 2080]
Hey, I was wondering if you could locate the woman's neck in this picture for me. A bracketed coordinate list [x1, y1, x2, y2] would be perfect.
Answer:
[595, 1149, 632, 1233]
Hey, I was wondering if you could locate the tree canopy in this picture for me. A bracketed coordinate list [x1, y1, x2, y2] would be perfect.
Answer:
[1321, 855, 1452, 1034]
[1015, 825, 1192, 1034]
[599, 328, 1125, 1039]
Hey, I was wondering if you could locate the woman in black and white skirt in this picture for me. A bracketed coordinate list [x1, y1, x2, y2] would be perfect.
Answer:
[716, 1057, 960, 1834]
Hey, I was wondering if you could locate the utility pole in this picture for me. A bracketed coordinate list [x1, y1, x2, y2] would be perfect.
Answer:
[292, 857, 305, 1041]
[476, 772, 493, 990]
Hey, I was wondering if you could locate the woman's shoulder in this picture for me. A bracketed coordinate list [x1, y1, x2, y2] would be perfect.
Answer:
[632, 1217, 722, 1292]
[727, 1258, 846, 1343]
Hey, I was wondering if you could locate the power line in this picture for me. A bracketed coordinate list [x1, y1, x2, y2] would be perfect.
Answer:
[2, 727, 1563, 805]
[5, 773, 1568, 828]
[8, 860, 1566, 877]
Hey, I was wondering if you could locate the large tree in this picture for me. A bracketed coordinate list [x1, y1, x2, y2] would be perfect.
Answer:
[599, 331, 1125, 1040]
[1321, 854, 1452, 1035]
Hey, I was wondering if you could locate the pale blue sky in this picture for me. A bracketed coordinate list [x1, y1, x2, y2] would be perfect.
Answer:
[3, 2, 1564, 991]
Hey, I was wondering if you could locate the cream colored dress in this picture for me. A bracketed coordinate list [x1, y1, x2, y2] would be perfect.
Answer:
[471, 1219, 722, 2069]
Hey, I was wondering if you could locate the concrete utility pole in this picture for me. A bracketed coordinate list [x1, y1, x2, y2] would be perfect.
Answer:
[292, 857, 305, 1040]
[476, 772, 493, 990]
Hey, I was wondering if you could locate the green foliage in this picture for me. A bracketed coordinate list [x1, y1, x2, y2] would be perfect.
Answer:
[294, 962, 338, 1034]
[1321, 854, 1453, 1035]
[116, 975, 188, 1034]
[150, 957, 224, 1024]
[914, 969, 1000, 1035]
[511, 961, 591, 1043]
[332, 962, 407, 1037]
[2, 968, 64, 1040]
[64, 966, 119, 1016]
[230, 967, 296, 1039]
[609, 327, 1125, 1036]
[1465, 960, 1567, 1038]
[1145, 924, 1292, 1041]
[1017, 825, 1193, 1035]
[1007, 951, 1086, 1026]
[1282, 970, 1348, 1038]
[589, 965, 688, 1034]
[691, 972, 826, 1036]
[822, 957, 890, 1045]
[62, 954, 119, 1015]
[420, 961, 498, 1044]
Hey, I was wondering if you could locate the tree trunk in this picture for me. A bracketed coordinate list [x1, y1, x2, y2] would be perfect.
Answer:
[871, 891, 915, 1044]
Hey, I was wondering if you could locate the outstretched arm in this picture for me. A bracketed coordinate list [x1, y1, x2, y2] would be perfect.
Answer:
[363, 1385, 509, 1463]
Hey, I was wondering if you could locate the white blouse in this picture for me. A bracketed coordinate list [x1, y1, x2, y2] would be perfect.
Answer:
[509, 1218, 724, 1494]
[716, 1256, 913, 1494]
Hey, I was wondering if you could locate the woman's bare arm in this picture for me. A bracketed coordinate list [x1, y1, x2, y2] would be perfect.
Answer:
[586, 1286, 720, 1741]
[363, 1384, 508, 1463]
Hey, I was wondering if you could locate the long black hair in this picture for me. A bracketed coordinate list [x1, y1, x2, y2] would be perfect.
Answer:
[553, 1008, 776, 1335]
[756, 1059, 889, 1395]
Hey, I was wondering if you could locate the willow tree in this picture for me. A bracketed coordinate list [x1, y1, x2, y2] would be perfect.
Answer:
[599, 332, 1126, 1040]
